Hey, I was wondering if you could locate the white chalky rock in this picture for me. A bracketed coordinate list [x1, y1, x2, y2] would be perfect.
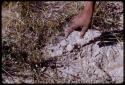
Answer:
[50, 44, 63, 57]
[66, 44, 74, 52]
[67, 31, 79, 45]
[77, 38, 84, 45]
[56, 49, 63, 56]
[51, 48, 63, 57]
[60, 40, 67, 47]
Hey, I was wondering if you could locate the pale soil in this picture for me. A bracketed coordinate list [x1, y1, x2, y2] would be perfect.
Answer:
[2, 1, 123, 84]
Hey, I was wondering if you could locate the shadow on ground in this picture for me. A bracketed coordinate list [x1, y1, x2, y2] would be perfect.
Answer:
[82, 29, 123, 48]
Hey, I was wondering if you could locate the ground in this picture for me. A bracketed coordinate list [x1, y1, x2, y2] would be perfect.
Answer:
[2, 1, 123, 84]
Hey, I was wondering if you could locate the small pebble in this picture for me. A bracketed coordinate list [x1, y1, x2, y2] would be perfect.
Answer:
[66, 44, 74, 52]
[60, 40, 67, 47]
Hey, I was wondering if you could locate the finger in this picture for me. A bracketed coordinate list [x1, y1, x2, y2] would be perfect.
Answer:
[65, 24, 78, 38]
[65, 27, 74, 38]
[80, 27, 88, 39]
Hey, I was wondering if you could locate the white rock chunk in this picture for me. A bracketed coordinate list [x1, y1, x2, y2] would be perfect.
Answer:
[60, 40, 67, 47]
[66, 44, 74, 52]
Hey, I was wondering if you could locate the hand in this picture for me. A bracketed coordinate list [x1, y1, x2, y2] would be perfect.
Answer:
[65, 1, 94, 38]
[65, 14, 90, 38]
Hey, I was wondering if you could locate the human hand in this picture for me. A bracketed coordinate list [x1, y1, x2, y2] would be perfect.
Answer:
[65, 1, 94, 38]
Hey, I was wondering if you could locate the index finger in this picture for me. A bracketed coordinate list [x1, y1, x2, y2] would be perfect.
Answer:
[65, 24, 78, 38]
[65, 27, 73, 38]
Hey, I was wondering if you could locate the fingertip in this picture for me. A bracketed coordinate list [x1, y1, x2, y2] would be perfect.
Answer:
[80, 35, 83, 39]
[80, 32, 85, 39]
[65, 27, 73, 38]
[65, 33, 69, 38]
[65, 30, 69, 38]
[80, 27, 88, 39]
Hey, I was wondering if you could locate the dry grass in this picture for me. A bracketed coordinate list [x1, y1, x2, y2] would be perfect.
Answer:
[2, 1, 123, 84]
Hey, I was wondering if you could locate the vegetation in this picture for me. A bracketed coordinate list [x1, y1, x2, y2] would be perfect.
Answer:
[2, 1, 123, 84]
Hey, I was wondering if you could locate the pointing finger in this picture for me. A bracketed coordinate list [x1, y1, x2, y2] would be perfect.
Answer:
[65, 24, 78, 38]
[80, 27, 88, 39]
[65, 27, 73, 38]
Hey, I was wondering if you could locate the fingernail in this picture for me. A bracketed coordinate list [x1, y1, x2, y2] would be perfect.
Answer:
[65, 34, 69, 38]
[80, 35, 84, 39]
[65, 32, 68, 38]
[80, 36, 83, 39]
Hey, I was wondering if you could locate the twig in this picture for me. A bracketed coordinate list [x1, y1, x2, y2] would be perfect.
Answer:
[2, 67, 15, 81]
[58, 69, 81, 79]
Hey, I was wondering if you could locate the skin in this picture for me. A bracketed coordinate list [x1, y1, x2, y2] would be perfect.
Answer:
[65, 1, 95, 38]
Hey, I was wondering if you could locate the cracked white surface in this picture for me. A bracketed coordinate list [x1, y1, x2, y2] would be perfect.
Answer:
[45, 29, 123, 83]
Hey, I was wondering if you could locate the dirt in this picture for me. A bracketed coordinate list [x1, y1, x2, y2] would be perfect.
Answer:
[43, 28, 123, 83]
[2, 1, 123, 84]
